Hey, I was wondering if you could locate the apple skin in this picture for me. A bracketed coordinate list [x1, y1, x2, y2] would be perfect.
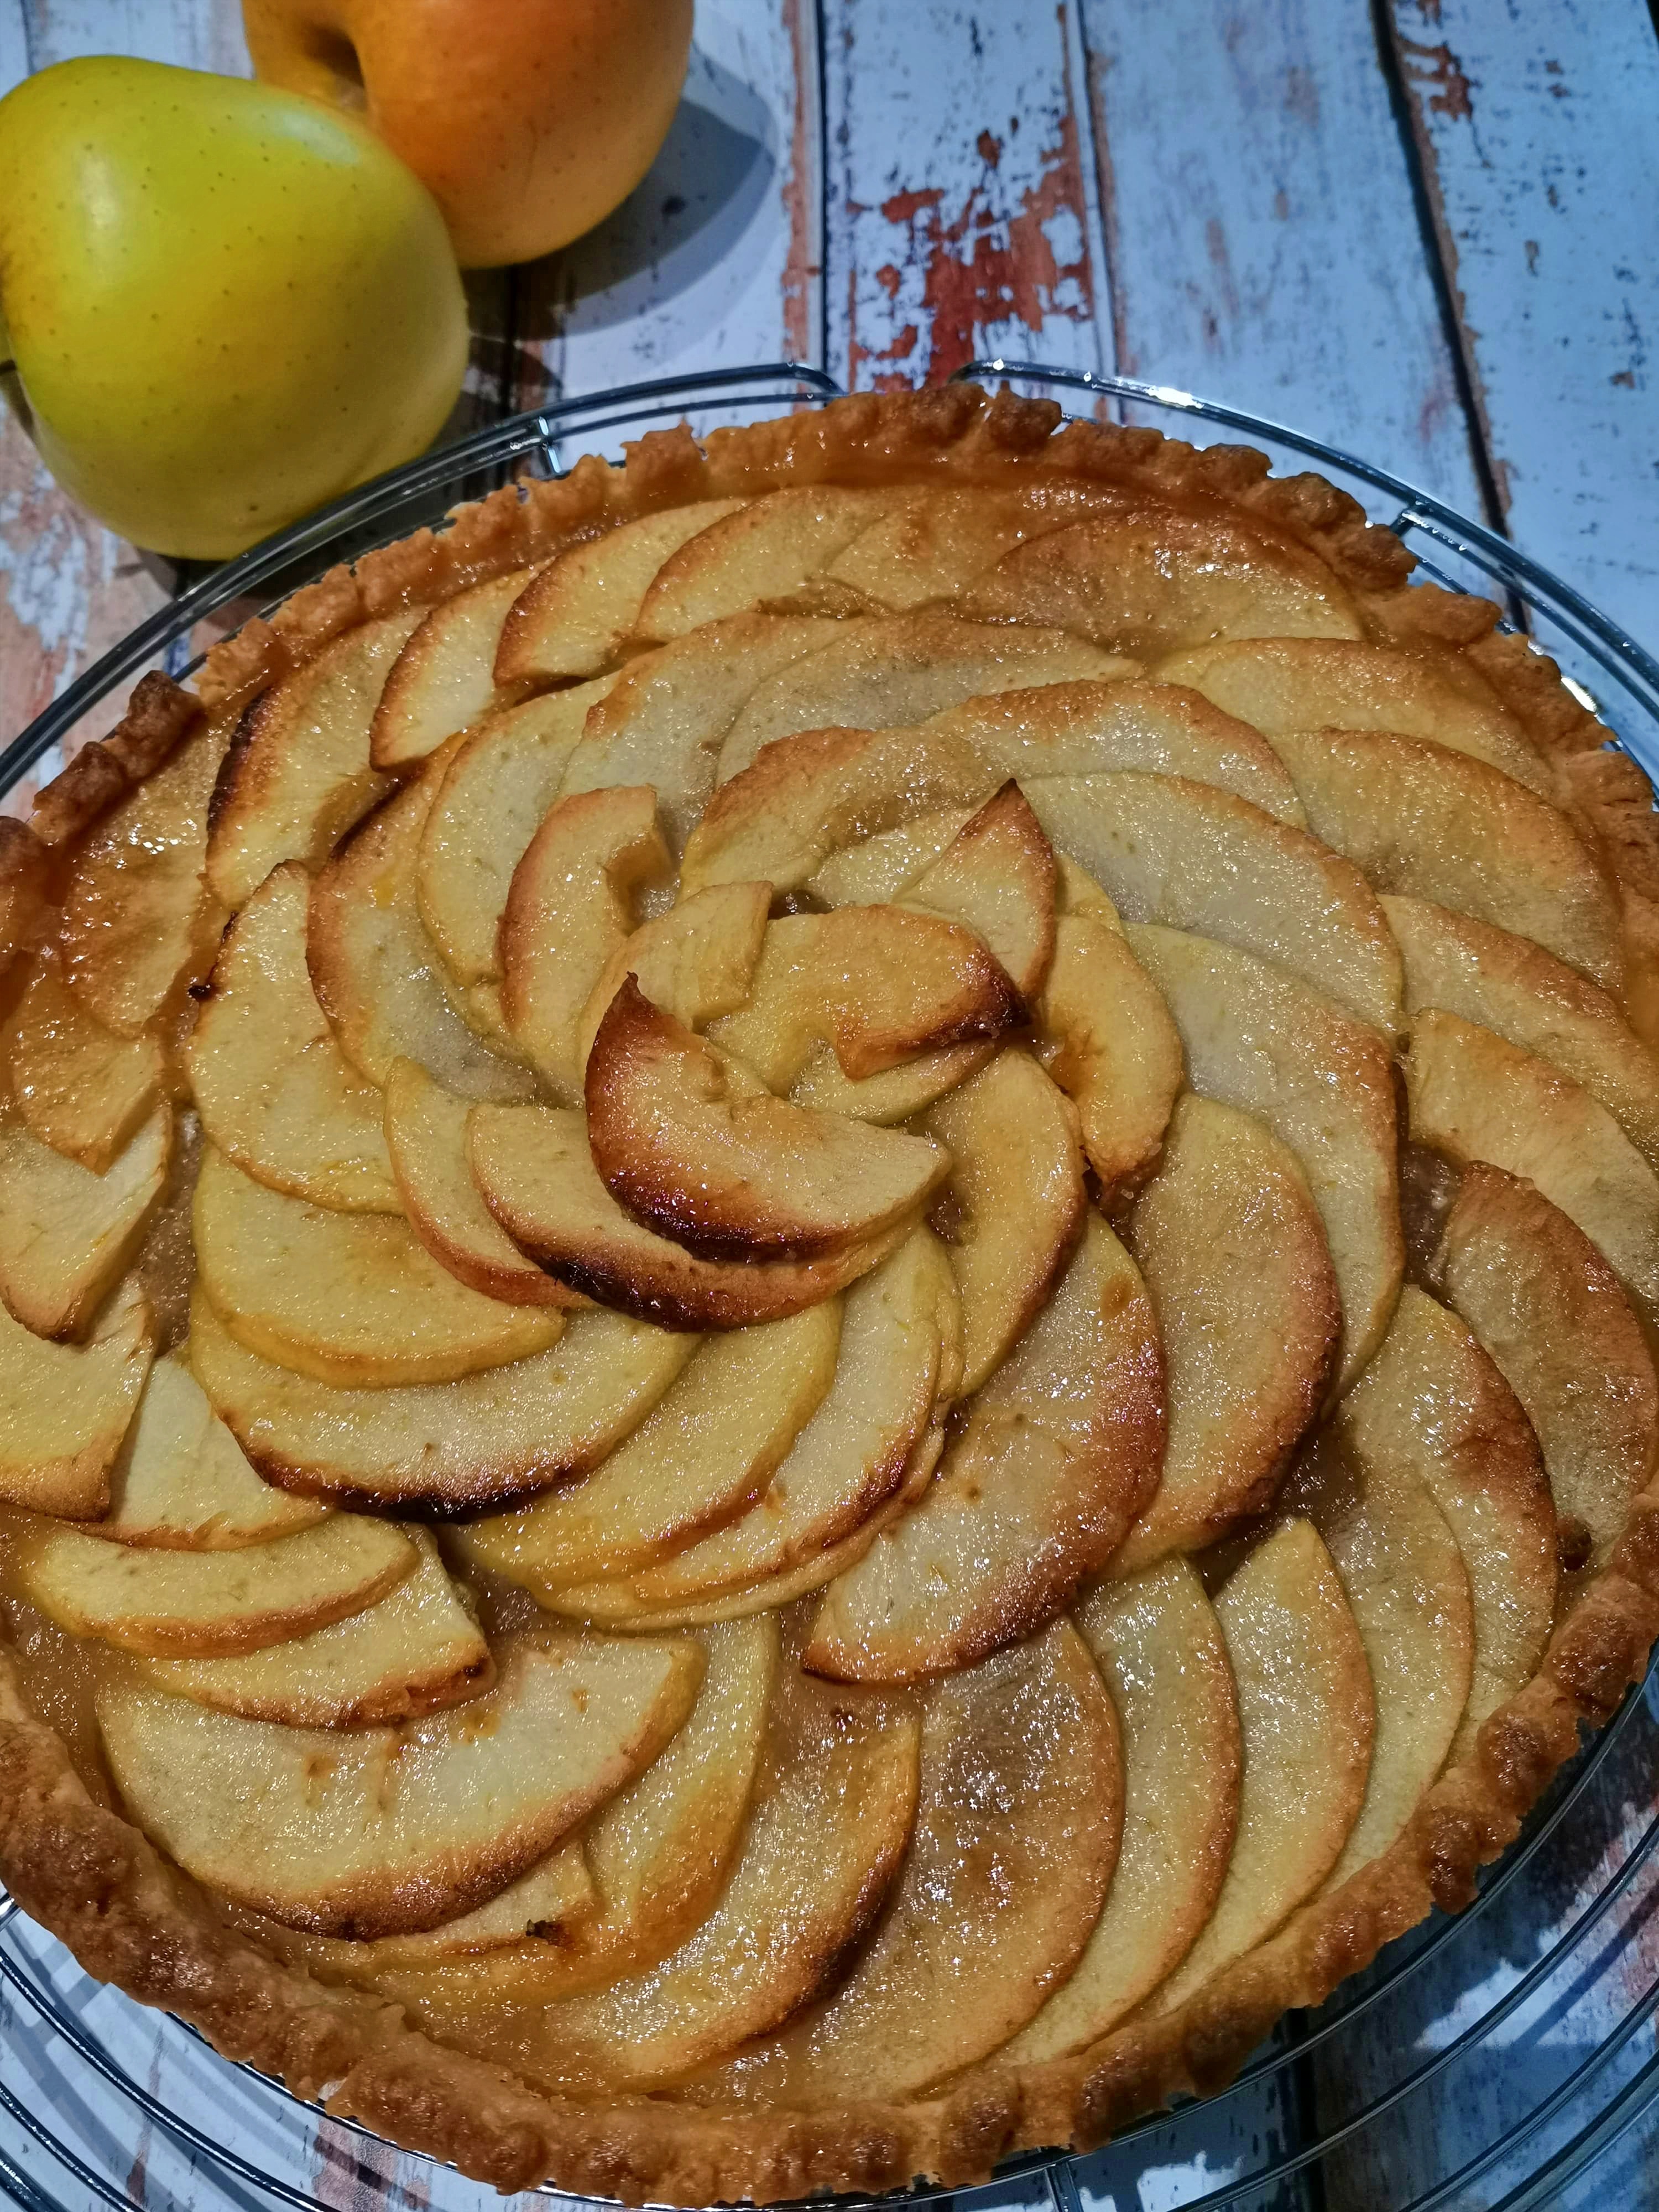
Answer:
[244, 0, 695, 269]
[0, 57, 468, 561]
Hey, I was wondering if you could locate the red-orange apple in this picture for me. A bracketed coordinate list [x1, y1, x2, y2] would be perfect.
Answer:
[244, 0, 695, 269]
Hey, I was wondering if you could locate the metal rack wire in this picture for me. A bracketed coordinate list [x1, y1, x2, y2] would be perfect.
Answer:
[2, 364, 1657, 2212]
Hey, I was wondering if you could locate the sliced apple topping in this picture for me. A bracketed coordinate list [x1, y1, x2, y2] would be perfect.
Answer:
[810, 483, 1108, 608]
[1008, 1561, 1241, 2060]
[187, 862, 398, 1214]
[193, 1146, 564, 1388]
[494, 500, 749, 684]
[576, 883, 773, 1075]
[1115, 1095, 1339, 1573]
[633, 486, 913, 641]
[6, 958, 162, 1173]
[498, 784, 669, 1102]
[206, 608, 424, 911]
[17, 1510, 416, 1657]
[587, 980, 950, 1261]
[0, 1104, 173, 1341]
[299, 1843, 596, 1973]
[0, 1279, 152, 1519]
[369, 568, 540, 771]
[716, 1621, 1121, 2102]
[1437, 1166, 1657, 1577]
[808, 807, 974, 909]
[1035, 912, 1183, 1203]
[1149, 1517, 1373, 2014]
[1338, 1286, 1556, 1760]
[805, 1215, 1164, 1682]
[1405, 1008, 1659, 1331]
[897, 781, 1057, 1006]
[97, 1631, 703, 1938]
[97, 1351, 326, 1548]
[189, 1290, 693, 1515]
[456, 1298, 841, 1593]
[1127, 925, 1404, 1390]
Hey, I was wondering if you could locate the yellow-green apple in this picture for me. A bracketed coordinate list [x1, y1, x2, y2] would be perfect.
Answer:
[244, 0, 694, 268]
[0, 57, 468, 560]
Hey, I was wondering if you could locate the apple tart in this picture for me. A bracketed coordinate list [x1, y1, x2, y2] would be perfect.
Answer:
[2, 384, 1659, 2205]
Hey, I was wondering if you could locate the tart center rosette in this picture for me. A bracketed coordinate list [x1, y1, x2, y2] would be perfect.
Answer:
[1, 402, 1658, 2172]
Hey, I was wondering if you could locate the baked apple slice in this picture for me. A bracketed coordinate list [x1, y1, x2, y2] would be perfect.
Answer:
[586, 980, 949, 1260]
[188, 862, 399, 1214]
[6, 959, 163, 1173]
[634, 486, 912, 641]
[576, 883, 773, 1074]
[189, 1290, 693, 1516]
[96, 1630, 702, 1937]
[456, 1298, 841, 1591]
[1114, 1095, 1339, 1572]
[97, 1352, 326, 1547]
[292, 1843, 594, 1973]
[139, 1530, 490, 1726]
[0, 1104, 173, 1340]
[808, 807, 975, 910]
[1035, 912, 1184, 1203]
[0, 1278, 153, 1519]
[17, 1511, 416, 1657]
[1008, 1560, 1241, 2062]
[193, 1146, 564, 1387]
[808, 482, 1104, 609]
[898, 781, 1057, 1006]
[369, 568, 540, 771]
[1126, 924, 1403, 1390]
[805, 1215, 1164, 1681]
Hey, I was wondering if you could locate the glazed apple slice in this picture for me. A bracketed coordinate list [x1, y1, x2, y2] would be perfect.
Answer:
[456, 1298, 841, 1591]
[0, 1104, 173, 1341]
[369, 567, 541, 771]
[206, 608, 424, 910]
[97, 1631, 702, 1937]
[0, 1279, 153, 1519]
[469, 1103, 910, 1331]
[1006, 1558, 1242, 2061]
[494, 499, 749, 684]
[1437, 1165, 1658, 1575]
[711, 1620, 1121, 2101]
[194, 1146, 564, 1387]
[1114, 1095, 1339, 1573]
[1035, 912, 1184, 1203]
[805, 1215, 1164, 1682]
[633, 486, 914, 641]
[810, 483, 1107, 609]
[924, 1048, 1085, 1397]
[1405, 1008, 1659, 1332]
[17, 1511, 416, 1657]
[296, 1843, 596, 1973]
[1147, 1516, 1373, 2015]
[808, 807, 977, 909]
[576, 883, 773, 1074]
[189, 1290, 693, 1516]
[6, 959, 162, 1173]
[586, 982, 949, 1261]
[1338, 1286, 1557, 1761]
[1126, 924, 1403, 1390]
[187, 862, 399, 1214]
[898, 781, 1057, 1006]
[139, 1530, 490, 1725]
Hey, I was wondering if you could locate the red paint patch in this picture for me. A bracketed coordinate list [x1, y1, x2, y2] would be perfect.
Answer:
[875, 263, 902, 300]
[977, 129, 1004, 168]
[779, 0, 820, 362]
[1400, 37, 1476, 122]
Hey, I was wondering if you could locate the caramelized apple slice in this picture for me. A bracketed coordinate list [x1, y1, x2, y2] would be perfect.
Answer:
[1338, 1287, 1556, 1760]
[808, 807, 975, 909]
[714, 1620, 1121, 2102]
[805, 1215, 1164, 1681]
[97, 1352, 326, 1547]
[1008, 1561, 1241, 2060]
[577, 883, 773, 1074]
[634, 486, 911, 641]
[812, 483, 1102, 608]
[370, 568, 539, 770]
[1035, 912, 1183, 1203]
[194, 1146, 563, 1387]
[189, 1290, 693, 1515]
[0, 1104, 173, 1340]
[17, 1511, 416, 1657]
[0, 1279, 153, 1519]
[456, 1298, 841, 1592]
[1405, 1008, 1659, 1331]
[470, 1103, 910, 1331]
[1149, 1517, 1373, 2014]
[898, 781, 1057, 1005]
[587, 982, 948, 1261]
[1115, 1095, 1339, 1572]
[97, 1631, 702, 1937]
[494, 500, 748, 684]
[302, 1844, 595, 1971]
[188, 862, 399, 1213]
[206, 609, 423, 910]
[498, 785, 669, 1102]
[140, 1531, 490, 1725]
[6, 959, 162, 1173]
[924, 1048, 1084, 1396]
[1126, 925, 1402, 1390]
[1437, 1166, 1658, 1575]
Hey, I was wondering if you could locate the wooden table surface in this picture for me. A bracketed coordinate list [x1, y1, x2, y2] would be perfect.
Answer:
[1, 4, 1657, 2208]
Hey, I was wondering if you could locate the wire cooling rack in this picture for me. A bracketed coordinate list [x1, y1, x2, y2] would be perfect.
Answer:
[3, 363, 1658, 2212]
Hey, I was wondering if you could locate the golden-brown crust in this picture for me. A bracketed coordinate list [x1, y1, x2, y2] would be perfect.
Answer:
[28, 672, 204, 853]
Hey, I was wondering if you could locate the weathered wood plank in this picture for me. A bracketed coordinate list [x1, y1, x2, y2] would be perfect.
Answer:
[1382, 0, 1659, 639]
[820, 0, 1109, 390]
